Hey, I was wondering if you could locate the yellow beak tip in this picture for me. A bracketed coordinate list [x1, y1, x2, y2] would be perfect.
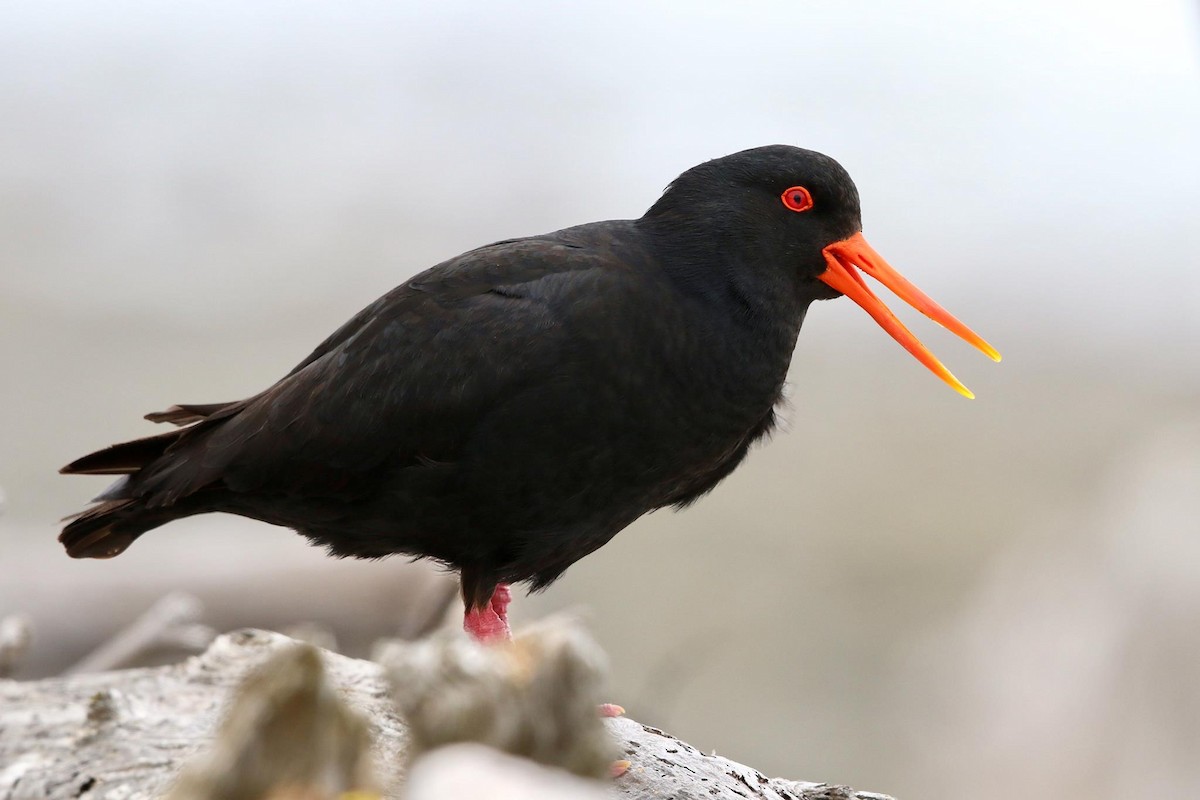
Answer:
[972, 341, 1002, 363]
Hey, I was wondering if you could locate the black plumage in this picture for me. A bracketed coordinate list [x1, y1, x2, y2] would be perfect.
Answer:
[61, 145, 993, 618]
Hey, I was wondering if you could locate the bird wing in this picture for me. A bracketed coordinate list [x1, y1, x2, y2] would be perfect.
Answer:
[129, 234, 645, 504]
[277, 237, 528, 379]
[143, 238, 534, 427]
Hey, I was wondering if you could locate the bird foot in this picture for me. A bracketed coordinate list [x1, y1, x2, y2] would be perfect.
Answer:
[463, 583, 513, 643]
[600, 704, 628, 777]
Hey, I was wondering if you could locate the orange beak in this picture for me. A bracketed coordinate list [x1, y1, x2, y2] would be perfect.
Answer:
[818, 232, 1001, 399]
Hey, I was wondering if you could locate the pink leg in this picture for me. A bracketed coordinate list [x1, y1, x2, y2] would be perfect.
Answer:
[463, 583, 513, 642]
[600, 702, 629, 777]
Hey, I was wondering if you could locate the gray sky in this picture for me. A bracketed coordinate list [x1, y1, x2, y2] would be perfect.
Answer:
[3, 0, 1198, 378]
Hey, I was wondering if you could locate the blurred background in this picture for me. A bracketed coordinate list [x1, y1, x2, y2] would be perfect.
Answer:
[2, 1, 1198, 798]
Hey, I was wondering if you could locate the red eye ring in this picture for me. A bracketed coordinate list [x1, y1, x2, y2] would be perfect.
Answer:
[781, 186, 813, 213]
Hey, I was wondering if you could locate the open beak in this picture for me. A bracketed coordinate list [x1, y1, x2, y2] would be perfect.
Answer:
[818, 232, 1001, 399]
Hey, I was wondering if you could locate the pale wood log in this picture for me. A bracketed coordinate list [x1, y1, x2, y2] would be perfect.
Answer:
[0, 629, 894, 800]
[65, 592, 216, 675]
[0, 525, 458, 678]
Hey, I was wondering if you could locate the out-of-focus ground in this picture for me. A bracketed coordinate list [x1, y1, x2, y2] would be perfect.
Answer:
[2, 3, 1199, 799]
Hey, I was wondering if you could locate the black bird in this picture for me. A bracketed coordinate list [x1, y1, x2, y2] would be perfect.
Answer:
[61, 145, 999, 640]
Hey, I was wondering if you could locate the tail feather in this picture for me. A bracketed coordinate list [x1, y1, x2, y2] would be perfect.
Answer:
[145, 401, 237, 426]
[61, 400, 240, 558]
[60, 487, 211, 559]
[61, 429, 185, 476]
[59, 499, 144, 558]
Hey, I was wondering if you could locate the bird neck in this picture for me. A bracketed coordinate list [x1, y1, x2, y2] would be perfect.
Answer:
[636, 214, 813, 329]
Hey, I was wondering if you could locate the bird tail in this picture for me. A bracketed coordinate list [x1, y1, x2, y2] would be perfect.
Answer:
[143, 401, 234, 426]
[59, 498, 151, 558]
[61, 428, 183, 477]
[59, 414, 218, 558]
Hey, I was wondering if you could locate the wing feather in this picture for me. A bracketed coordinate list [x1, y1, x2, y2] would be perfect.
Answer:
[129, 235, 636, 505]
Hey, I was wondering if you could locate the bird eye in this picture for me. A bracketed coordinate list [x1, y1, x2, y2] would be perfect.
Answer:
[781, 186, 814, 213]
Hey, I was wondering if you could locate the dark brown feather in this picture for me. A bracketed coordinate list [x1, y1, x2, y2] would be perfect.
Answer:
[144, 402, 235, 426]
[60, 429, 185, 475]
[59, 499, 140, 558]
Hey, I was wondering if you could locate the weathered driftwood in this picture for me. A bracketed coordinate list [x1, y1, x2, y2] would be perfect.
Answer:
[66, 593, 216, 676]
[405, 744, 610, 799]
[379, 618, 618, 780]
[164, 643, 379, 800]
[0, 629, 894, 800]
[0, 615, 33, 679]
[1, 529, 458, 679]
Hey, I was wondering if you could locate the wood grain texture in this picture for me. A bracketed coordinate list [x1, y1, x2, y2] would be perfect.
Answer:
[0, 629, 893, 800]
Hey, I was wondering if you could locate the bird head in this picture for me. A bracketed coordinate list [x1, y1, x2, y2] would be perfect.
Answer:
[646, 145, 1000, 398]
